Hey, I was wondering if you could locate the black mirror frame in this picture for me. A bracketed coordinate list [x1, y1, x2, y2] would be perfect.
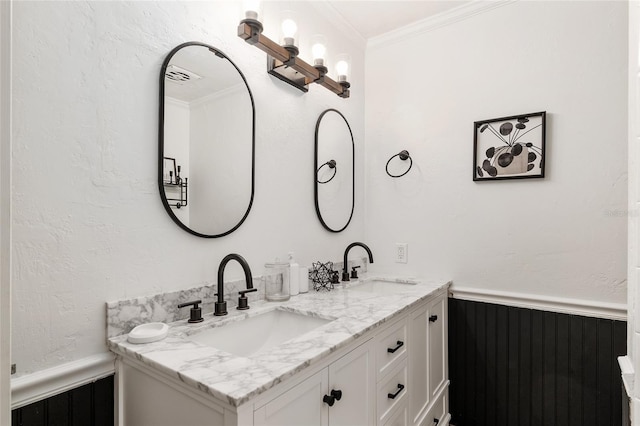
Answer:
[314, 109, 355, 233]
[158, 41, 256, 238]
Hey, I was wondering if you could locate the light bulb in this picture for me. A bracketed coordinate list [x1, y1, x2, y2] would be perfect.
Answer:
[335, 60, 349, 82]
[312, 43, 326, 66]
[281, 18, 297, 46]
[243, 0, 262, 21]
[281, 19, 297, 38]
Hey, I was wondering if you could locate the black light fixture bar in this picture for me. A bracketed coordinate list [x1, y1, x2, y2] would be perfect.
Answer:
[238, 21, 350, 98]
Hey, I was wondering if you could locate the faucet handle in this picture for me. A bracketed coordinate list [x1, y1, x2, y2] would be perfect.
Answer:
[237, 288, 258, 311]
[177, 300, 204, 323]
[350, 266, 361, 279]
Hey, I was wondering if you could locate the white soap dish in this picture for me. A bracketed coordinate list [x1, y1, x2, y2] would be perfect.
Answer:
[128, 322, 169, 344]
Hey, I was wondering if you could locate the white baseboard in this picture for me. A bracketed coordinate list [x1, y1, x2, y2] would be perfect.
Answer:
[450, 286, 627, 321]
[11, 352, 115, 410]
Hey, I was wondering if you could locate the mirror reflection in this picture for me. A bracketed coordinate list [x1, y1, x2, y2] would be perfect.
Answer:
[314, 109, 354, 233]
[160, 42, 255, 238]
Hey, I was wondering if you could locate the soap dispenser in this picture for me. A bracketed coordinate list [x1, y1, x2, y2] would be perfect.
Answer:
[289, 252, 299, 296]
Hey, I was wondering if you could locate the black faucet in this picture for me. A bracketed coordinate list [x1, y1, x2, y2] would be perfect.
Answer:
[342, 242, 374, 281]
[214, 253, 256, 316]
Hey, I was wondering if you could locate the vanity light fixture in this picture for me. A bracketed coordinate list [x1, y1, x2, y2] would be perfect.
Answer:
[237, 4, 350, 98]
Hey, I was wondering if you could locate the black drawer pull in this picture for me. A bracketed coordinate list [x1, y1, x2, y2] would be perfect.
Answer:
[387, 384, 405, 399]
[434, 418, 440, 425]
[429, 315, 438, 322]
[387, 340, 404, 353]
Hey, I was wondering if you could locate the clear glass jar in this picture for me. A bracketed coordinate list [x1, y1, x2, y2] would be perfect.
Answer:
[263, 261, 290, 301]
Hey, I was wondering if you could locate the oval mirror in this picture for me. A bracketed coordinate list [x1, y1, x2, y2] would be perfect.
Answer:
[314, 109, 355, 233]
[159, 42, 255, 238]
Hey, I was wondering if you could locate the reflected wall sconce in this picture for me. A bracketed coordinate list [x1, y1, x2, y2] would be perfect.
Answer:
[238, 2, 350, 98]
[385, 150, 413, 178]
[317, 159, 337, 184]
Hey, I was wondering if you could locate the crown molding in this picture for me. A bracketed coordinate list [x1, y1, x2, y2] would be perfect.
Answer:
[311, 1, 367, 48]
[165, 96, 189, 109]
[368, 0, 518, 50]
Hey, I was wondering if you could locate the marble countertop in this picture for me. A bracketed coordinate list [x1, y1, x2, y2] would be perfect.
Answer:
[107, 275, 451, 407]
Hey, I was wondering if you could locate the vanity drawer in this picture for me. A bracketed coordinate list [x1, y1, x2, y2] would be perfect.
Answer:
[383, 402, 407, 426]
[376, 317, 407, 378]
[419, 390, 448, 426]
[377, 360, 408, 425]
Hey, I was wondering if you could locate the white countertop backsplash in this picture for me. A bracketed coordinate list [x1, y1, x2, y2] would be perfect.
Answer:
[107, 275, 451, 407]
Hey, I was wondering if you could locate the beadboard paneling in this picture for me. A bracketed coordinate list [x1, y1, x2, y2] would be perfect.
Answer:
[11, 375, 113, 426]
[449, 298, 626, 426]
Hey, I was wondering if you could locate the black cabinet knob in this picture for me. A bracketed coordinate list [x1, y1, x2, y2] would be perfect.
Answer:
[434, 418, 440, 425]
[323, 394, 335, 406]
[429, 315, 438, 322]
[323, 389, 342, 406]
[331, 389, 342, 401]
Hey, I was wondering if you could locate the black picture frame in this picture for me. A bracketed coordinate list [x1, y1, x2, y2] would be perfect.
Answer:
[473, 111, 546, 181]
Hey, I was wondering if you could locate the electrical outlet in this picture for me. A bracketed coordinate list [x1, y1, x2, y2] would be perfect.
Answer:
[395, 243, 408, 263]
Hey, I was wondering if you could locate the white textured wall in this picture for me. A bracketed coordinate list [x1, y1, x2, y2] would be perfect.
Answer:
[628, 0, 640, 420]
[11, 1, 365, 376]
[1, 0, 12, 421]
[365, 1, 628, 304]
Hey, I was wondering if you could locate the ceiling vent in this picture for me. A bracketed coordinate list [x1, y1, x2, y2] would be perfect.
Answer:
[165, 64, 202, 84]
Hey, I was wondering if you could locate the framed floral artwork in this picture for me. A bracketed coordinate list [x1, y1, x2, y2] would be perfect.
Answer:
[473, 111, 546, 181]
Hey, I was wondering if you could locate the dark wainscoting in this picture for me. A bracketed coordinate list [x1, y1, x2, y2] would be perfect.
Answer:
[11, 375, 114, 426]
[448, 298, 626, 426]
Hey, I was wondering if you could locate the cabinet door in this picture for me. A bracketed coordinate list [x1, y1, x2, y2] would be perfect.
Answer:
[254, 369, 329, 426]
[121, 361, 226, 426]
[407, 301, 429, 424]
[328, 340, 376, 426]
[408, 293, 448, 426]
[428, 295, 446, 399]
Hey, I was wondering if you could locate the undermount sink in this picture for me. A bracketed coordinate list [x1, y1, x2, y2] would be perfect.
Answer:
[186, 309, 332, 357]
[349, 279, 417, 295]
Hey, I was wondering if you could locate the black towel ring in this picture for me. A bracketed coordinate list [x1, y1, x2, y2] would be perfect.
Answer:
[385, 150, 412, 178]
[317, 159, 337, 184]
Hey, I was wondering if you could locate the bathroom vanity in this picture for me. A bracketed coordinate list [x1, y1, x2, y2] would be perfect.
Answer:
[108, 277, 451, 426]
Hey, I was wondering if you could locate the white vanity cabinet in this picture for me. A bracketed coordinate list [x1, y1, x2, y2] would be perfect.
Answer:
[113, 287, 450, 426]
[407, 292, 448, 426]
[254, 339, 375, 426]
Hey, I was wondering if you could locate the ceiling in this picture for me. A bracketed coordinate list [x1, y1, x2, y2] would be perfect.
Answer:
[324, 0, 468, 40]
